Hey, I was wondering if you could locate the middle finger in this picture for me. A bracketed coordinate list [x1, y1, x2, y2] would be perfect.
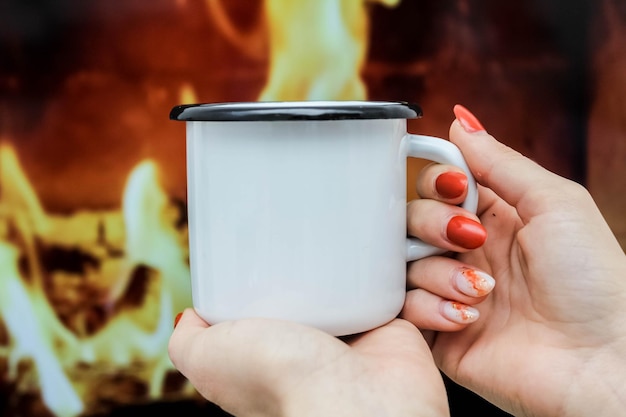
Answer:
[407, 198, 487, 252]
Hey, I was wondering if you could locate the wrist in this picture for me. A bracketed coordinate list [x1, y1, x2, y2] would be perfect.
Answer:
[560, 342, 626, 417]
[281, 387, 450, 417]
[279, 369, 450, 417]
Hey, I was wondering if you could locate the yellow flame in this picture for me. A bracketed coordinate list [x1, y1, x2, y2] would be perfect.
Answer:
[179, 82, 198, 104]
[0, 143, 193, 415]
[259, 0, 401, 101]
[122, 160, 191, 322]
[0, 242, 84, 417]
[0, 142, 50, 236]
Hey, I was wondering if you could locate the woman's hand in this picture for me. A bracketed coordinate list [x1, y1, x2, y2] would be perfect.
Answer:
[169, 310, 450, 417]
[167, 106, 503, 417]
[402, 105, 626, 417]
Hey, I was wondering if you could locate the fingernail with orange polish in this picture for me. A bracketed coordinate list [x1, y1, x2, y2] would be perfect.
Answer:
[436, 171, 467, 199]
[174, 312, 183, 328]
[441, 301, 479, 324]
[453, 104, 486, 133]
[446, 216, 487, 249]
[455, 267, 495, 297]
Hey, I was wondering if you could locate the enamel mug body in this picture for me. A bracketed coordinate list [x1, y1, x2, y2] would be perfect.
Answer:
[170, 101, 477, 336]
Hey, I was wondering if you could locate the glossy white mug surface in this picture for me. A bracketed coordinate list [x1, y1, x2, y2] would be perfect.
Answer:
[170, 101, 478, 336]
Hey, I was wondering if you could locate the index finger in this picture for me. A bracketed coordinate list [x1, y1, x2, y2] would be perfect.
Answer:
[449, 111, 578, 223]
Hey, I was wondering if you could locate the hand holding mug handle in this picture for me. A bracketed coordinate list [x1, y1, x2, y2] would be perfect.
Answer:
[404, 134, 479, 260]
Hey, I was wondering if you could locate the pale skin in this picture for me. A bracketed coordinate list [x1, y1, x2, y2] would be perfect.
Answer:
[414, 120, 626, 416]
[169, 108, 626, 417]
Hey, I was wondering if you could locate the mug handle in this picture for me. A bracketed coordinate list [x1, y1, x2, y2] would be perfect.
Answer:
[404, 134, 479, 261]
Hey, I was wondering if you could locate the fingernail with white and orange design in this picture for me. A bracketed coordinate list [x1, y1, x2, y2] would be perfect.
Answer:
[441, 301, 480, 324]
[455, 267, 495, 298]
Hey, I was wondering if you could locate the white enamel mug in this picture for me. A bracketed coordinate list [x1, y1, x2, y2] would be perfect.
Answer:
[170, 101, 478, 336]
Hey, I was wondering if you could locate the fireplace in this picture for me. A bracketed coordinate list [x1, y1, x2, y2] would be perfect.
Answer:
[1, 0, 624, 416]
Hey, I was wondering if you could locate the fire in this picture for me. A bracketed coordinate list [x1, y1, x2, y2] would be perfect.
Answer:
[0, 2, 404, 415]
[205, 0, 401, 101]
[179, 83, 198, 107]
[0, 142, 192, 416]
[0, 242, 83, 417]
[260, 0, 401, 101]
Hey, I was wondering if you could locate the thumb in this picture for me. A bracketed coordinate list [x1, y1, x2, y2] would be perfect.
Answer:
[168, 311, 287, 414]
[168, 311, 350, 416]
[449, 105, 575, 222]
[168, 308, 210, 374]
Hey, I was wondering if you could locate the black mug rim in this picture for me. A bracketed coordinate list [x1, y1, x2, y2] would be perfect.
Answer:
[169, 100, 423, 122]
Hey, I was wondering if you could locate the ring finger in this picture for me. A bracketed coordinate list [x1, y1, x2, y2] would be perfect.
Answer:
[407, 199, 487, 252]
[407, 256, 495, 303]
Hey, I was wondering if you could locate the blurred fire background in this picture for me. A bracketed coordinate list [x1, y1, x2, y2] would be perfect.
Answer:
[1, 0, 625, 416]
